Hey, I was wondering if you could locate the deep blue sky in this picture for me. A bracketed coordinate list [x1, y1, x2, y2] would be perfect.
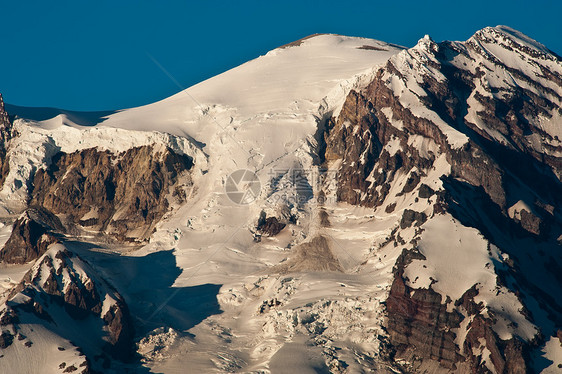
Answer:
[2, 1, 561, 111]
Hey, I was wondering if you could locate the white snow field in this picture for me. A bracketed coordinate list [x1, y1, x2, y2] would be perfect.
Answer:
[1, 35, 407, 372]
[2, 26, 560, 372]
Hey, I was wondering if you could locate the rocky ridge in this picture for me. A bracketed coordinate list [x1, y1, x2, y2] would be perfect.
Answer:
[0, 207, 64, 264]
[0, 93, 12, 188]
[0, 243, 134, 372]
[325, 26, 562, 372]
[0, 100, 199, 371]
[0, 27, 561, 373]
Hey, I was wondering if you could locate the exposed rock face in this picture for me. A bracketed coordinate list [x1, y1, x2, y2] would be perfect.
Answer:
[103, 302, 134, 359]
[257, 211, 286, 236]
[387, 269, 463, 369]
[326, 29, 562, 215]
[0, 94, 10, 132]
[463, 315, 528, 374]
[0, 330, 14, 349]
[388, 251, 531, 373]
[273, 235, 342, 273]
[400, 209, 427, 229]
[31, 145, 193, 241]
[0, 207, 64, 264]
[325, 27, 562, 372]
[1, 244, 134, 366]
[516, 209, 544, 236]
[0, 93, 12, 187]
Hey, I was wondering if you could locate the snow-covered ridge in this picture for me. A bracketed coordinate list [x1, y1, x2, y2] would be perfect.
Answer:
[460, 26, 562, 161]
[383, 36, 471, 149]
[4, 34, 403, 213]
[475, 25, 558, 58]
[0, 119, 205, 216]
[3, 27, 562, 373]
[0, 243, 133, 373]
[326, 26, 562, 372]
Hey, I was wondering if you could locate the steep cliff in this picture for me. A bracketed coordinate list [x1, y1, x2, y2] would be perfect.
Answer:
[0, 93, 12, 188]
[31, 145, 193, 241]
[0, 207, 64, 264]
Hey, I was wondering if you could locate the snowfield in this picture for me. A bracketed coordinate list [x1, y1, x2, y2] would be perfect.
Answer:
[1, 27, 562, 373]
[1, 34, 407, 373]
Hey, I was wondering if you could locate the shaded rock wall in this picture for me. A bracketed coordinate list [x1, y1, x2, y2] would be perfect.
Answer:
[387, 251, 530, 373]
[0, 93, 12, 188]
[31, 145, 193, 241]
[387, 251, 463, 369]
[0, 207, 63, 264]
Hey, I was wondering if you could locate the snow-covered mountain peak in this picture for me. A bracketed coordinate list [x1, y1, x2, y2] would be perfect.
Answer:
[99, 34, 403, 142]
[412, 33, 438, 52]
[325, 26, 562, 372]
[475, 25, 555, 56]
[271, 33, 393, 52]
[0, 243, 134, 373]
[2, 27, 562, 373]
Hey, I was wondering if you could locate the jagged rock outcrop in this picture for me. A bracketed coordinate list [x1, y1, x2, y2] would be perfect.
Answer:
[0, 330, 14, 349]
[325, 26, 562, 372]
[326, 27, 562, 215]
[0, 93, 12, 187]
[1, 244, 134, 369]
[463, 315, 529, 374]
[31, 145, 193, 241]
[0, 94, 10, 134]
[400, 209, 427, 229]
[0, 207, 64, 264]
[257, 211, 286, 236]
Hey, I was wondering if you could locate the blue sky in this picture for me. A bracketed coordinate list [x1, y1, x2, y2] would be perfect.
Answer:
[2, 0, 561, 111]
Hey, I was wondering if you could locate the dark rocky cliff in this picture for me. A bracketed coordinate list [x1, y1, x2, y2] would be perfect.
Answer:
[0, 93, 12, 187]
[31, 145, 193, 241]
[0, 207, 64, 264]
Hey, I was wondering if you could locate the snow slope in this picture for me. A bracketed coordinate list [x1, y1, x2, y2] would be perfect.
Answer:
[3, 26, 560, 373]
[2, 34, 406, 372]
[0, 244, 129, 373]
